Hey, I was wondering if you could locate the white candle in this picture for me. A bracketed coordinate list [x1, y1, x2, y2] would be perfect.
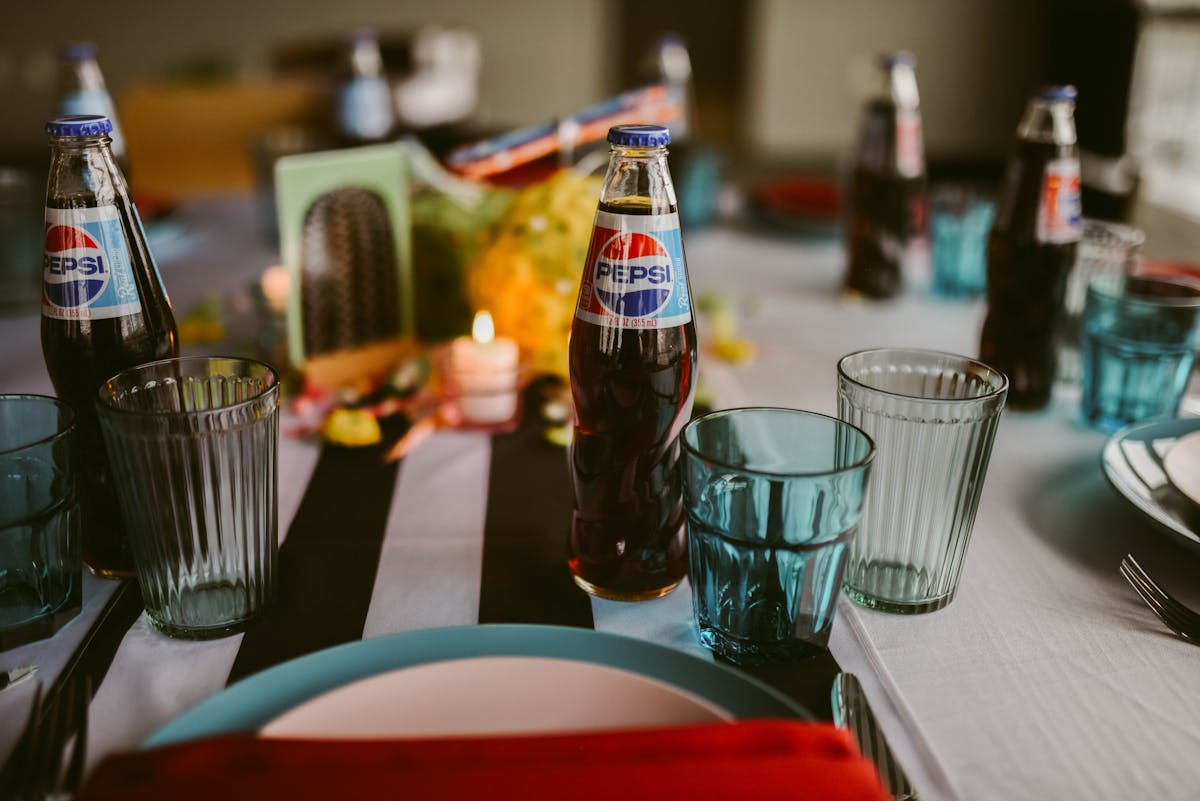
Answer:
[449, 311, 520, 425]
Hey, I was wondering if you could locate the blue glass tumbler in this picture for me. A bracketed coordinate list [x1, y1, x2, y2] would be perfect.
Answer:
[681, 408, 874, 665]
[1080, 274, 1200, 431]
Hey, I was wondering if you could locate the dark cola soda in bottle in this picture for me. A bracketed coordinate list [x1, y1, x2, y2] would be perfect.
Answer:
[41, 115, 178, 577]
[980, 86, 1082, 410]
[844, 52, 928, 300]
[568, 124, 698, 601]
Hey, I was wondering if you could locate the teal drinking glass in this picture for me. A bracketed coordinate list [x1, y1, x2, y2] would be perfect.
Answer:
[0, 395, 79, 651]
[1080, 274, 1200, 431]
[681, 408, 874, 665]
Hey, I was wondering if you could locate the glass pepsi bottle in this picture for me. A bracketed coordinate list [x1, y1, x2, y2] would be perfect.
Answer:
[979, 86, 1082, 410]
[41, 115, 178, 577]
[844, 52, 928, 299]
[55, 43, 129, 175]
[568, 124, 699, 601]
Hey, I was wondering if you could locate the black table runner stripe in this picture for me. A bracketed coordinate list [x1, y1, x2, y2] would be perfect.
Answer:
[227, 419, 408, 684]
[478, 383, 593, 628]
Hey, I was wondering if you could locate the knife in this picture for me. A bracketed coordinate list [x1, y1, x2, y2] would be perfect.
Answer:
[832, 672, 919, 801]
[0, 665, 37, 692]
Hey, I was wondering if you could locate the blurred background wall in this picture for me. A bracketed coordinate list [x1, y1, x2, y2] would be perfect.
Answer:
[3, 0, 1200, 256]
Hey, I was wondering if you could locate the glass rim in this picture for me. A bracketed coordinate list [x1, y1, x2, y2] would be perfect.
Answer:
[1086, 273, 1200, 309]
[681, 406, 876, 479]
[0, 394, 76, 456]
[837, 347, 1009, 404]
[96, 356, 280, 419]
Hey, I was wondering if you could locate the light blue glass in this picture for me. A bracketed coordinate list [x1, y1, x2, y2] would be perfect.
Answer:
[1081, 274, 1200, 432]
[681, 408, 874, 665]
[0, 395, 80, 651]
[931, 189, 994, 299]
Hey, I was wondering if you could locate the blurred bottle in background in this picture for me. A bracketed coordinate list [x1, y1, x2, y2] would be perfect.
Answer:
[55, 43, 129, 174]
[335, 29, 395, 145]
[642, 34, 719, 229]
[979, 86, 1082, 410]
[844, 51, 928, 300]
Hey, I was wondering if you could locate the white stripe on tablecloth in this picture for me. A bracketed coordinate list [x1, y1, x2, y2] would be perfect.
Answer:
[362, 431, 491, 638]
[84, 432, 323, 768]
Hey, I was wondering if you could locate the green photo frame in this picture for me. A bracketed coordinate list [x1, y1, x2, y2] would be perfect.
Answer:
[275, 144, 413, 367]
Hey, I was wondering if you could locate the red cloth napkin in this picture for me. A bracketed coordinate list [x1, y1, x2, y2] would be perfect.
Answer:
[79, 720, 891, 801]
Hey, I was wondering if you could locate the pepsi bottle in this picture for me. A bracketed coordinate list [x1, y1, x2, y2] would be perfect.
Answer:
[844, 52, 928, 299]
[568, 124, 698, 601]
[979, 86, 1082, 410]
[41, 115, 178, 577]
[55, 42, 129, 174]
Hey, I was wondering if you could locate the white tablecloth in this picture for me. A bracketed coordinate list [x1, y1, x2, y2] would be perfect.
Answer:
[3, 198, 1199, 800]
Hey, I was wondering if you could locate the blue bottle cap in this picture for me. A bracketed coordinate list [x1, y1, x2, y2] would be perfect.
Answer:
[46, 115, 113, 138]
[59, 41, 97, 61]
[608, 124, 671, 147]
[879, 51, 915, 68]
[1039, 85, 1077, 102]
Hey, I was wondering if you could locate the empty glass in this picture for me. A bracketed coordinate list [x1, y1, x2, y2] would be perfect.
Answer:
[681, 408, 874, 665]
[837, 349, 1007, 614]
[1, 395, 80, 651]
[1080, 274, 1200, 431]
[97, 357, 279, 639]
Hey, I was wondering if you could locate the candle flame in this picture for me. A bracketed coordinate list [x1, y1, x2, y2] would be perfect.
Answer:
[472, 311, 495, 345]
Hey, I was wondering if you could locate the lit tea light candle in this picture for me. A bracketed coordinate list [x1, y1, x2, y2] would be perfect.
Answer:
[449, 311, 520, 425]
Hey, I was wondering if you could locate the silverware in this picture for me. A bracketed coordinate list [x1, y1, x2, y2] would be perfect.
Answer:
[832, 672, 918, 801]
[0, 665, 37, 692]
[1120, 554, 1200, 644]
[5, 676, 91, 801]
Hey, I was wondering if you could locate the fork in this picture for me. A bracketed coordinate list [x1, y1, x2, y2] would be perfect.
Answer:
[1119, 554, 1200, 644]
[4, 675, 91, 801]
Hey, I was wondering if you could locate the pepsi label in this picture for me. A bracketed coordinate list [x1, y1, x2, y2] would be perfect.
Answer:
[43, 205, 142, 320]
[575, 210, 691, 329]
[1036, 158, 1083, 245]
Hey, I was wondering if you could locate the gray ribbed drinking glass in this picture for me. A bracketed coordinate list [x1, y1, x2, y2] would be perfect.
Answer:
[837, 349, 1007, 614]
[97, 357, 279, 639]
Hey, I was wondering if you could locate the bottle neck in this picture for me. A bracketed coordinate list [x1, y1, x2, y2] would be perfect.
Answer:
[881, 64, 920, 110]
[599, 145, 677, 213]
[47, 135, 127, 206]
[1017, 99, 1077, 145]
[59, 57, 107, 93]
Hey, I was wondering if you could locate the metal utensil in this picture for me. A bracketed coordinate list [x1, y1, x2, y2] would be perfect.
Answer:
[832, 672, 918, 801]
[1120, 554, 1200, 644]
[0, 665, 37, 692]
[4, 676, 91, 801]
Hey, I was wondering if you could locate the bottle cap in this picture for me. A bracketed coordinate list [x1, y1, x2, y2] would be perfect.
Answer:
[1038, 85, 1077, 102]
[46, 115, 113, 138]
[59, 41, 97, 61]
[879, 51, 915, 68]
[608, 124, 671, 147]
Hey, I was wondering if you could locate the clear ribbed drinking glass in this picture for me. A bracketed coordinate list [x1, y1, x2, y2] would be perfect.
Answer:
[837, 349, 1007, 614]
[682, 408, 875, 665]
[97, 357, 279, 639]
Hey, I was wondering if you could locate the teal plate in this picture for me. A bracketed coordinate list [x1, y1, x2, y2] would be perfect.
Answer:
[147, 624, 809, 747]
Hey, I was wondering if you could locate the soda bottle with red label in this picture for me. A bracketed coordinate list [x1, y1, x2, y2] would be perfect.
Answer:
[844, 52, 929, 300]
[568, 124, 698, 601]
[40, 115, 178, 577]
[980, 86, 1082, 410]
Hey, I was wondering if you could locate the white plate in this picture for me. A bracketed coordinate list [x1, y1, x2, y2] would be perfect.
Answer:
[1101, 417, 1200, 554]
[1164, 431, 1200, 508]
[148, 625, 808, 748]
[261, 655, 730, 738]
